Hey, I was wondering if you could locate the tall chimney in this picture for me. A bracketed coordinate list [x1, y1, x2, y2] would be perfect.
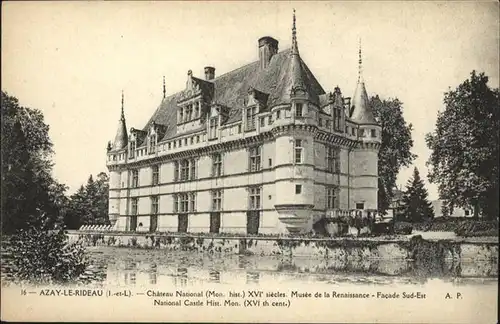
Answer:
[204, 66, 215, 80]
[258, 36, 279, 69]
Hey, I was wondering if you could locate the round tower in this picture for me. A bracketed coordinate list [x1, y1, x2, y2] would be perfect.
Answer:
[348, 42, 381, 211]
[106, 91, 128, 227]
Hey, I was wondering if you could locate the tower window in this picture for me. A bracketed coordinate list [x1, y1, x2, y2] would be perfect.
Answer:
[356, 202, 365, 210]
[294, 139, 303, 163]
[295, 103, 303, 117]
[371, 129, 377, 137]
[295, 185, 302, 194]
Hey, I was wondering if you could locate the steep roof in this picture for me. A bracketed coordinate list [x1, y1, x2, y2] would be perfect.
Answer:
[349, 43, 378, 125]
[143, 48, 325, 140]
[111, 94, 128, 151]
[350, 80, 377, 124]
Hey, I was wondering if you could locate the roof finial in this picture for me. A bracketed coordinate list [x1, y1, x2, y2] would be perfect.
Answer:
[163, 76, 166, 99]
[291, 9, 299, 55]
[120, 90, 125, 120]
[358, 38, 363, 83]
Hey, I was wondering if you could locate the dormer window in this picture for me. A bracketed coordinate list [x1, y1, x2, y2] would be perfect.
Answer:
[194, 102, 200, 118]
[186, 104, 193, 121]
[295, 103, 303, 117]
[209, 117, 218, 139]
[333, 107, 342, 131]
[246, 106, 257, 131]
[129, 140, 136, 159]
[179, 108, 184, 124]
[149, 134, 157, 154]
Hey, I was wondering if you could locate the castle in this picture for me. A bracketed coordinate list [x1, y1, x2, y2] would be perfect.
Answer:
[106, 12, 381, 234]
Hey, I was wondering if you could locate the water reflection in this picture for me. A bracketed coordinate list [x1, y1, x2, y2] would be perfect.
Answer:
[85, 247, 497, 288]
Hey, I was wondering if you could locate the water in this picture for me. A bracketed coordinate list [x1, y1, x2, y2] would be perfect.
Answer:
[82, 246, 498, 288]
[2, 245, 498, 322]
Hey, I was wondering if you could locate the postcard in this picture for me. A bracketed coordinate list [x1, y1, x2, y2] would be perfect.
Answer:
[1, 1, 498, 323]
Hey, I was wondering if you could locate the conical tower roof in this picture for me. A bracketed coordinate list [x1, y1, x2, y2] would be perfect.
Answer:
[289, 9, 307, 95]
[350, 42, 377, 124]
[112, 91, 128, 150]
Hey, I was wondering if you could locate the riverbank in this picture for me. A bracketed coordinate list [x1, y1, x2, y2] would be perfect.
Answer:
[67, 231, 499, 261]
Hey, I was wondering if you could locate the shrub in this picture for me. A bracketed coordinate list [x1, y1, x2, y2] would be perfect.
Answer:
[454, 221, 499, 237]
[8, 224, 88, 284]
[394, 222, 413, 235]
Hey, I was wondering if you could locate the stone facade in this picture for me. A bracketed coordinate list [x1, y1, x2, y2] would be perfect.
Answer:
[106, 13, 381, 234]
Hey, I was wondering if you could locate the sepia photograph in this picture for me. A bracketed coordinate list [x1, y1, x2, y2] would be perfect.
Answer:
[1, 1, 498, 323]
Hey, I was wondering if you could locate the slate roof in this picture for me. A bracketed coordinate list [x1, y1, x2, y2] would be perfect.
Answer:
[350, 80, 377, 124]
[142, 48, 326, 141]
[111, 113, 128, 151]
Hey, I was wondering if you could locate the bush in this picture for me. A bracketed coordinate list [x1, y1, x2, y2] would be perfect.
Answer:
[8, 224, 88, 284]
[454, 221, 499, 237]
[394, 222, 413, 235]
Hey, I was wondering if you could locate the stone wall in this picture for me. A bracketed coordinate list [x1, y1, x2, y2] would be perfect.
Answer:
[68, 231, 498, 262]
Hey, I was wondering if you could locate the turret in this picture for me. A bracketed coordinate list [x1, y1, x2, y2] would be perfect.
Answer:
[350, 41, 377, 125]
[348, 41, 381, 212]
[112, 91, 128, 151]
[289, 9, 307, 99]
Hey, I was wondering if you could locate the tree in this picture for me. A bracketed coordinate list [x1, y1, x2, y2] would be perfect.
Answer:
[94, 172, 110, 225]
[426, 71, 499, 220]
[401, 167, 434, 222]
[1, 91, 66, 233]
[370, 96, 417, 214]
[65, 172, 110, 228]
[1, 91, 88, 284]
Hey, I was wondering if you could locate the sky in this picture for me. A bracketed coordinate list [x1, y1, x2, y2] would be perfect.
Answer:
[2, 1, 499, 199]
